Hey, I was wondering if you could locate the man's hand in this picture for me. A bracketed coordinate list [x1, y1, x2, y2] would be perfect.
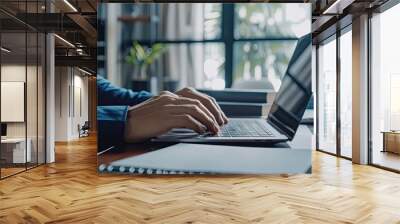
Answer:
[124, 88, 228, 143]
[175, 87, 228, 125]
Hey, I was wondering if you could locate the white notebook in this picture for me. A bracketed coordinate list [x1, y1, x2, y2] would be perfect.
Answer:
[99, 143, 312, 175]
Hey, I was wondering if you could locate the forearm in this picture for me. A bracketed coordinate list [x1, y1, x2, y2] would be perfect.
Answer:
[97, 76, 153, 106]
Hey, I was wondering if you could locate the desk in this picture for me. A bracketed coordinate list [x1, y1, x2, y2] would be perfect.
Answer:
[382, 131, 400, 154]
[1, 138, 31, 164]
[98, 125, 313, 174]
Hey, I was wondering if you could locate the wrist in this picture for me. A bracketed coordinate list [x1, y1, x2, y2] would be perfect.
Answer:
[124, 106, 135, 142]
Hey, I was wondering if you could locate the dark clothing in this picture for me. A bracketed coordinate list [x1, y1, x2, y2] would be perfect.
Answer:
[97, 76, 152, 152]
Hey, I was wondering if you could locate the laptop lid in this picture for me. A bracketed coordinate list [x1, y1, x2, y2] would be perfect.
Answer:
[266, 34, 312, 140]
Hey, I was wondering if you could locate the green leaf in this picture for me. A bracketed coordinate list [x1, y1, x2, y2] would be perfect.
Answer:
[134, 42, 146, 61]
[126, 41, 167, 67]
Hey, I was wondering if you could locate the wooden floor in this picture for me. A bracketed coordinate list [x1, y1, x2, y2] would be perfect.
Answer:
[372, 150, 400, 171]
[1, 135, 400, 224]
[1, 167, 26, 178]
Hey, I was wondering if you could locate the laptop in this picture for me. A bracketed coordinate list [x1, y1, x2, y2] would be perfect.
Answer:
[153, 34, 312, 144]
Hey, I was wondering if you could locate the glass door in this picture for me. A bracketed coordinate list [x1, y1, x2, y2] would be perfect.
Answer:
[370, 3, 400, 171]
[317, 35, 337, 155]
[316, 24, 354, 160]
[0, 0, 47, 179]
[1, 30, 28, 178]
[339, 27, 352, 158]
[26, 0, 47, 169]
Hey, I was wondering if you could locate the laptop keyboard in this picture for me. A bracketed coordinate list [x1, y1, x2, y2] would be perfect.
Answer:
[217, 120, 275, 137]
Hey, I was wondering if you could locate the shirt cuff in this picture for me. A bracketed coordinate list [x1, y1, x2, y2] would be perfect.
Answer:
[97, 105, 129, 152]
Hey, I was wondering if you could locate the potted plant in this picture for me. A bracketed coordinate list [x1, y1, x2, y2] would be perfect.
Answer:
[126, 41, 167, 91]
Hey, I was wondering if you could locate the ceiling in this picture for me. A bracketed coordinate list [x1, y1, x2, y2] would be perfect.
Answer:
[0, 0, 394, 72]
[0, 0, 96, 72]
[311, 0, 390, 41]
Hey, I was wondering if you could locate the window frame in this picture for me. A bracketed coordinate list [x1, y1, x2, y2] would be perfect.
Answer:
[315, 23, 353, 161]
[119, 3, 301, 88]
[368, 0, 400, 173]
[0, 0, 48, 180]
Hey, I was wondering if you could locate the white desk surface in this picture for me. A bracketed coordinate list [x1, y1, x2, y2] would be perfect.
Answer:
[100, 125, 314, 175]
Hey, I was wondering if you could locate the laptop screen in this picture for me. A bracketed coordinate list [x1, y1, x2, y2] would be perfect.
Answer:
[267, 34, 312, 140]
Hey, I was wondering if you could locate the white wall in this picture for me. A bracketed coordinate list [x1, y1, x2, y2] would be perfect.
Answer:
[1, 65, 27, 139]
[1, 63, 46, 164]
[55, 66, 69, 141]
[54, 67, 89, 141]
[72, 73, 89, 138]
[1, 65, 41, 137]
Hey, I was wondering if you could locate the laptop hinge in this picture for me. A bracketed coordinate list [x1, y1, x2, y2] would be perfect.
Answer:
[267, 119, 293, 140]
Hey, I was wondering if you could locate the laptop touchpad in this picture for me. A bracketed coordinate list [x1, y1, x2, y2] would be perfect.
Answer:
[157, 128, 202, 139]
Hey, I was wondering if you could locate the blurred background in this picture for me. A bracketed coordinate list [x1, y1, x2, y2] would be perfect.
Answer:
[98, 3, 311, 93]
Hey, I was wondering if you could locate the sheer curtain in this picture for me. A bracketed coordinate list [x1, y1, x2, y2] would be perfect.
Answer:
[158, 4, 205, 89]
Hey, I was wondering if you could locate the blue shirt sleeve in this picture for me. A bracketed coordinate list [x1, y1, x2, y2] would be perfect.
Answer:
[97, 76, 153, 152]
[97, 105, 129, 152]
[97, 76, 153, 106]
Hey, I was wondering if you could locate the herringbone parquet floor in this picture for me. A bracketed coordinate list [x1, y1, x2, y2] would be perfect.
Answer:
[1, 135, 400, 224]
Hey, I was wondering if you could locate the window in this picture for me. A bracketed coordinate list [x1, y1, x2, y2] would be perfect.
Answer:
[233, 41, 296, 90]
[117, 3, 225, 90]
[370, 3, 400, 171]
[234, 4, 310, 39]
[316, 25, 353, 159]
[317, 36, 337, 155]
[160, 43, 225, 90]
[232, 3, 310, 90]
[340, 28, 352, 158]
[0, 1, 47, 179]
[126, 4, 222, 41]
[104, 3, 311, 91]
